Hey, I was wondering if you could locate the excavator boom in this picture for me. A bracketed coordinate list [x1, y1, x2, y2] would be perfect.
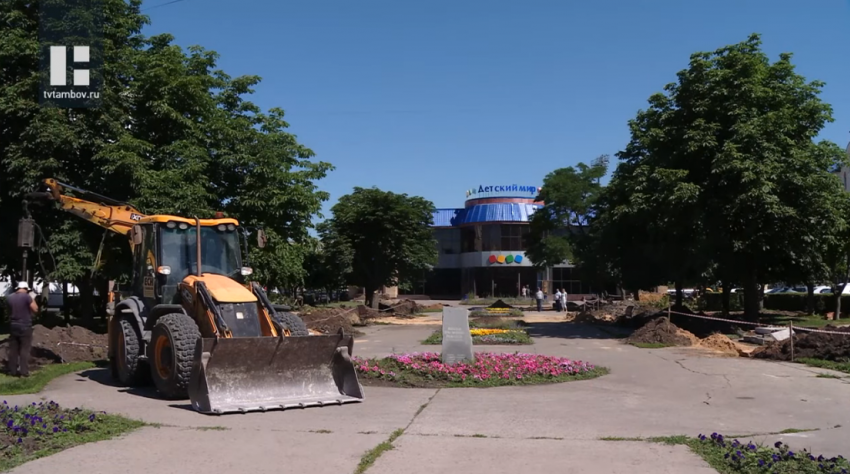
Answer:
[29, 178, 145, 236]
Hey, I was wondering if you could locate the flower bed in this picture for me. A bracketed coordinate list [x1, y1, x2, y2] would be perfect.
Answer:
[470, 308, 524, 317]
[423, 319, 532, 345]
[690, 432, 850, 473]
[423, 327, 532, 345]
[1, 400, 144, 471]
[353, 352, 607, 388]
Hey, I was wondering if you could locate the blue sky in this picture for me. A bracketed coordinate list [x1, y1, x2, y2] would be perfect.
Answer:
[142, 0, 850, 220]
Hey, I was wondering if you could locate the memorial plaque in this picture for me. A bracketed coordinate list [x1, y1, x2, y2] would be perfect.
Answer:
[441, 307, 474, 365]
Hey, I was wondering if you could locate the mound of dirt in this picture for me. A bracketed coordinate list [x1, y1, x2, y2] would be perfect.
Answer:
[699, 334, 740, 357]
[488, 299, 514, 309]
[0, 324, 107, 370]
[753, 325, 850, 362]
[297, 308, 363, 336]
[385, 299, 421, 317]
[574, 311, 617, 324]
[625, 318, 699, 346]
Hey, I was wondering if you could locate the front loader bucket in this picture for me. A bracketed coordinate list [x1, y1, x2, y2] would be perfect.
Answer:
[187, 331, 364, 415]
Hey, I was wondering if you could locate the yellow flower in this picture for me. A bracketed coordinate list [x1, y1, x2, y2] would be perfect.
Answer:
[470, 328, 511, 336]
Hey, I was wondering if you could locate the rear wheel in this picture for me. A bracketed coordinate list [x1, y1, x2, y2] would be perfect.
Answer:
[112, 315, 148, 386]
[272, 311, 309, 337]
[149, 313, 200, 399]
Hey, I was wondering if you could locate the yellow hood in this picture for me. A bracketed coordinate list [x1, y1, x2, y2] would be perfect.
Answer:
[183, 274, 257, 303]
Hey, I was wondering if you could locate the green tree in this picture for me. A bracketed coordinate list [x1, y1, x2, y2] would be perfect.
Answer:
[1, 0, 330, 319]
[604, 33, 848, 320]
[525, 159, 607, 269]
[321, 187, 437, 307]
[304, 229, 353, 297]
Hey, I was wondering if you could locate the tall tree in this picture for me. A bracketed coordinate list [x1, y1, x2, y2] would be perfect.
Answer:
[525, 159, 607, 269]
[0, 0, 331, 318]
[321, 187, 437, 307]
[603, 34, 847, 320]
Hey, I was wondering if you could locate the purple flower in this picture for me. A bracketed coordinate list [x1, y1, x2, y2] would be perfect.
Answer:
[53, 427, 58, 433]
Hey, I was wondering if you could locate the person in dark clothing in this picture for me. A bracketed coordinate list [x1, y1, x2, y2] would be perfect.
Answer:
[6, 281, 38, 377]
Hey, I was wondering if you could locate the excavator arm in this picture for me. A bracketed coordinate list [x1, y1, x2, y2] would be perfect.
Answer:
[27, 178, 146, 236]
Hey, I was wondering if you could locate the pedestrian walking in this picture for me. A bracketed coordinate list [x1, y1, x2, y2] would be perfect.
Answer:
[521, 285, 528, 298]
[535, 288, 544, 312]
[561, 288, 568, 313]
[5, 281, 37, 377]
[554, 289, 562, 312]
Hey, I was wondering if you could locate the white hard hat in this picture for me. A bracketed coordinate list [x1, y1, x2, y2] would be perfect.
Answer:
[16, 281, 29, 290]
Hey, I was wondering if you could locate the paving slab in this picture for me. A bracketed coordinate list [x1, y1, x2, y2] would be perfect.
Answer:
[8, 426, 384, 474]
[2, 369, 435, 435]
[368, 435, 717, 474]
[5, 320, 850, 472]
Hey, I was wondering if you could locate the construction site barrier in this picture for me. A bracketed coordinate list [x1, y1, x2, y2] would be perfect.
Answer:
[661, 307, 850, 362]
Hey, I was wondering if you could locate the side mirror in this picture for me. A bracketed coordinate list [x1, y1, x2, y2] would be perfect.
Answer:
[257, 229, 267, 248]
[131, 225, 143, 245]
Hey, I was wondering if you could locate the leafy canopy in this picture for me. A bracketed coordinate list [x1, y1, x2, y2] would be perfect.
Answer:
[320, 187, 437, 305]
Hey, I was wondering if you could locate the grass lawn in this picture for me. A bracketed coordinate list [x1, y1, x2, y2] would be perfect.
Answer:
[796, 357, 850, 375]
[759, 313, 850, 328]
[0, 401, 144, 471]
[0, 362, 96, 395]
[603, 432, 848, 473]
[460, 298, 530, 306]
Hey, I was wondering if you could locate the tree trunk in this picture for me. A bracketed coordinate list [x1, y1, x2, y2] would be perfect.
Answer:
[77, 276, 94, 325]
[364, 284, 377, 308]
[721, 286, 731, 317]
[742, 271, 760, 322]
[674, 280, 683, 308]
[62, 282, 71, 325]
[806, 281, 815, 315]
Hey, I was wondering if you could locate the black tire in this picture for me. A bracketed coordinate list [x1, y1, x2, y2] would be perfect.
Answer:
[149, 313, 200, 399]
[112, 315, 148, 386]
[272, 311, 309, 337]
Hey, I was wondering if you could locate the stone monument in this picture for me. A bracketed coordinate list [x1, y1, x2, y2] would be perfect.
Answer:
[441, 307, 474, 365]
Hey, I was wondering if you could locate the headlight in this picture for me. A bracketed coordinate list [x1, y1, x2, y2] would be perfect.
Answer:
[156, 266, 172, 275]
[166, 221, 176, 229]
[178, 222, 188, 230]
[227, 224, 235, 231]
[217, 224, 226, 231]
[240, 267, 253, 276]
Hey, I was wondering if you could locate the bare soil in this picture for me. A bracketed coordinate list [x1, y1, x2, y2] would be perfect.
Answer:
[296, 308, 364, 336]
[625, 318, 699, 347]
[752, 325, 850, 362]
[0, 324, 107, 370]
[698, 334, 740, 357]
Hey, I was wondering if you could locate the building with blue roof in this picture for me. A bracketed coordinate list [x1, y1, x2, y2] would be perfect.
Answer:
[410, 183, 592, 299]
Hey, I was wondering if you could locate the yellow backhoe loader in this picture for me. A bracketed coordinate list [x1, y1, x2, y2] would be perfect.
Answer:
[25, 179, 363, 414]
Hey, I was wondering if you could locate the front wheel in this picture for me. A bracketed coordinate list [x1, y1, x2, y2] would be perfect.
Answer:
[272, 311, 310, 337]
[149, 313, 200, 399]
[112, 315, 148, 386]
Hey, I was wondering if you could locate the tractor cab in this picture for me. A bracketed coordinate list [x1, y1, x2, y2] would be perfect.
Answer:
[129, 216, 253, 308]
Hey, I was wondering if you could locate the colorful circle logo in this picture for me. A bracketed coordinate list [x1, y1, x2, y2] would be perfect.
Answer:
[487, 254, 524, 264]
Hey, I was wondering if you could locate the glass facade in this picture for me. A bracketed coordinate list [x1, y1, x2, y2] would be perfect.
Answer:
[459, 224, 530, 252]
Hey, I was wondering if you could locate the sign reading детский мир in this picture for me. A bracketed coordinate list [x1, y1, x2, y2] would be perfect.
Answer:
[465, 184, 541, 199]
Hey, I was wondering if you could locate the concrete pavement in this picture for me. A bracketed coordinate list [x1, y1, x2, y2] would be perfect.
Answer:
[5, 321, 850, 473]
